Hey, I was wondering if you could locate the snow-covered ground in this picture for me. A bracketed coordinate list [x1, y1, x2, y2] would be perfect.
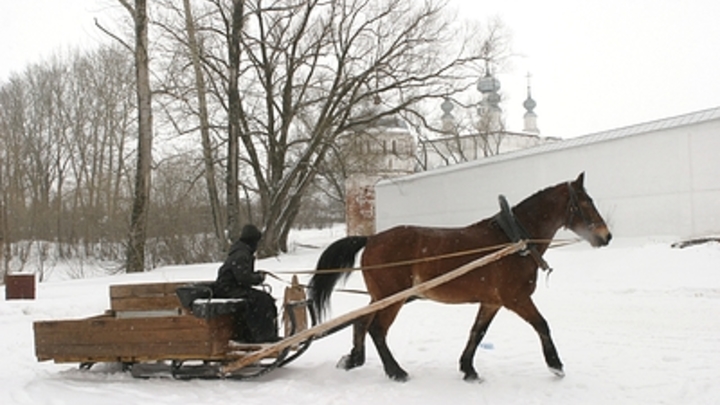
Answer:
[2, 227, 719, 405]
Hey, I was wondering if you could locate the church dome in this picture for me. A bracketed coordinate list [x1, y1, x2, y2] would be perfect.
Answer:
[477, 74, 501, 94]
[523, 96, 537, 113]
[441, 98, 454, 114]
[486, 92, 501, 107]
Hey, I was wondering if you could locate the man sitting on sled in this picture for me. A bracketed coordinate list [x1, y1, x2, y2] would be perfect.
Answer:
[213, 224, 279, 343]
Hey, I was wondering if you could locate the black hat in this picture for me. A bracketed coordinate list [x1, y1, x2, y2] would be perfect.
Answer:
[239, 224, 262, 251]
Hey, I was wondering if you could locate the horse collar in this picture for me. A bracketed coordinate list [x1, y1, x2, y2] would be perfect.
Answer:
[494, 195, 551, 272]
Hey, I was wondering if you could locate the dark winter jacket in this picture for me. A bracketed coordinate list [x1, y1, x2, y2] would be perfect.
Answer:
[213, 225, 265, 298]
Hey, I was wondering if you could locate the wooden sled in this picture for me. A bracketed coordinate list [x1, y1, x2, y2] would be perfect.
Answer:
[34, 275, 311, 380]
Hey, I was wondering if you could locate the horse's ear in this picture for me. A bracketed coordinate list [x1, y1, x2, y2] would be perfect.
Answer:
[575, 172, 585, 187]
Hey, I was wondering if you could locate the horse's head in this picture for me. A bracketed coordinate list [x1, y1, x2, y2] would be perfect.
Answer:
[564, 173, 612, 247]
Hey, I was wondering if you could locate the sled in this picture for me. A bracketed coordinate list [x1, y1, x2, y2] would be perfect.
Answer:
[33, 275, 312, 379]
[33, 241, 525, 380]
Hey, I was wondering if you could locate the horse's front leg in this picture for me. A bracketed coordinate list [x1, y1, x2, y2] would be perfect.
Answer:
[459, 303, 500, 381]
[507, 298, 564, 377]
[337, 313, 373, 370]
[368, 302, 408, 381]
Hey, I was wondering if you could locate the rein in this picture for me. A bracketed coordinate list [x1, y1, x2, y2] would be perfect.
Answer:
[262, 271, 368, 295]
[263, 238, 579, 294]
[269, 238, 579, 277]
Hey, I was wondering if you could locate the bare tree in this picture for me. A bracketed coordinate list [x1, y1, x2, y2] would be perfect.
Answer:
[0, 141, 7, 277]
[181, 0, 227, 251]
[120, 0, 154, 273]
[0, 44, 138, 273]
[200, 0, 496, 256]
[1, 75, 31, 274]
[0, 0, 512, 272]
[114, 0, 510, 257]
[64, 47, 135, 252]
[224, 0, 246, 243]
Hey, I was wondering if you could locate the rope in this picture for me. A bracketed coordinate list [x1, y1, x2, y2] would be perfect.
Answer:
[262, 271, 367, 295]
[262, 238, 580, 295]
[268, 237, 580, 278]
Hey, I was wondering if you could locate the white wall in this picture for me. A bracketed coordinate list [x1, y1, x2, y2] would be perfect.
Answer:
[376, 111, 720, 239]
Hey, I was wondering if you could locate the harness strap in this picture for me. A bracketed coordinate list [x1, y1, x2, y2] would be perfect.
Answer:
[494, 195, 551, 272]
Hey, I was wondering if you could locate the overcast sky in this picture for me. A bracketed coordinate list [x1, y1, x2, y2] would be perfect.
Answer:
[0, 1, 103, 77]
[452, 0, 720, 137]
[1, 0, 719, 138]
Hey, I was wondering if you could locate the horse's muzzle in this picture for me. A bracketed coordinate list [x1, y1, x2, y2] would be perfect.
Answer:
[591, 229, 612, 247]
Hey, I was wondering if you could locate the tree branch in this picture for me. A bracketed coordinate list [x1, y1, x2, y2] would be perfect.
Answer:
[94, 18, 133, 52]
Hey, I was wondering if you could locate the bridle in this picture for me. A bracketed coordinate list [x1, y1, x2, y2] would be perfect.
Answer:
[564, 182, 597, 232]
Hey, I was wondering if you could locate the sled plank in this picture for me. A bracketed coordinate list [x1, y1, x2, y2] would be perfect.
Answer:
[36, 342, 230, 363]
[34, 313, 233, 363]
[109, 282, 196, 312]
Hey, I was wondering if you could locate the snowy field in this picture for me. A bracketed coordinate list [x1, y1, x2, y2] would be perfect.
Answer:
[1, 226, 719, 405]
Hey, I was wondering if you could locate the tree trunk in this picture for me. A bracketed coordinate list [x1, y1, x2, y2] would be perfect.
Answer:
[125, 0, 153, 273]
[225, 0, 244, 243]
[0, 162, 6, 276]
[182, 0, 227, 252]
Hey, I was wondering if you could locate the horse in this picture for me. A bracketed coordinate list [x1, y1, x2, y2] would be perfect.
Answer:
[308, 173, 611, 382]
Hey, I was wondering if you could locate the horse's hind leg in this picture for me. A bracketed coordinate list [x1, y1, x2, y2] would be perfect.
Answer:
[507, 298, 564, 377]
[368, 302, 408, 381]
[337, 313, 373, 370]
[459, 304, 500, 381]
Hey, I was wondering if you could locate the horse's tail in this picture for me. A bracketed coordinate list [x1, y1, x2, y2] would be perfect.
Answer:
[308, 236, 368, 322]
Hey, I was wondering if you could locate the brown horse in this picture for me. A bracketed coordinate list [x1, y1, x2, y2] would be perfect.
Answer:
[308, 173, 611, 381]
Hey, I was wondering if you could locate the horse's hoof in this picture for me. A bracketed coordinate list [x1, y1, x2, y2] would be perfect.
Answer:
[336, 355, 352, 370]
[463, 372, 483, 383]
[549, 366, 565, 378]
[388, 372, 409, 382]
[336, 354, 364, 370]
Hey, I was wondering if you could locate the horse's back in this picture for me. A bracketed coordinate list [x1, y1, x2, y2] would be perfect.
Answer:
[361, 221, 523, 304]
[364, 222, 499, 262]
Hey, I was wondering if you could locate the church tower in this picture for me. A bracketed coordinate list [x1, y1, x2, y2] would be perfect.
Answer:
[440, 97, 457, 135]
[344, 114, 415, 236]
[476, 69, 503, 132]
[522, 73, 540, 134]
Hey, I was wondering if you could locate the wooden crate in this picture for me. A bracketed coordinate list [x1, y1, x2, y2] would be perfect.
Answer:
[5, 274, 36, 300]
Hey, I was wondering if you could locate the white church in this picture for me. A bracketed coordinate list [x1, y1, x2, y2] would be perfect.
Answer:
[375, 106, 720, 240]
[344, 70, 720, 240]
[345, 71, 559, 235]
[417, 72, 558, 171]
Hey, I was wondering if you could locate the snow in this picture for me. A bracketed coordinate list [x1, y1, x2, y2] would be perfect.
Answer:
[2, 227, 719, 405]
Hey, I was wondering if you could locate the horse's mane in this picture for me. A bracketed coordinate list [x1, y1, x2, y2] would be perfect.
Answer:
[515, 182, 565, 210]
[466, 181, 567, 229]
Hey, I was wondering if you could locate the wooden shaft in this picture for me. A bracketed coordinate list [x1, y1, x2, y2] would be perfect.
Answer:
[220, 241, 526, 375]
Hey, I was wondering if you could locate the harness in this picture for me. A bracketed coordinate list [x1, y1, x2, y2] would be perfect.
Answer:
[494, 195, 551, 272]
[494, 181, 595, 274]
